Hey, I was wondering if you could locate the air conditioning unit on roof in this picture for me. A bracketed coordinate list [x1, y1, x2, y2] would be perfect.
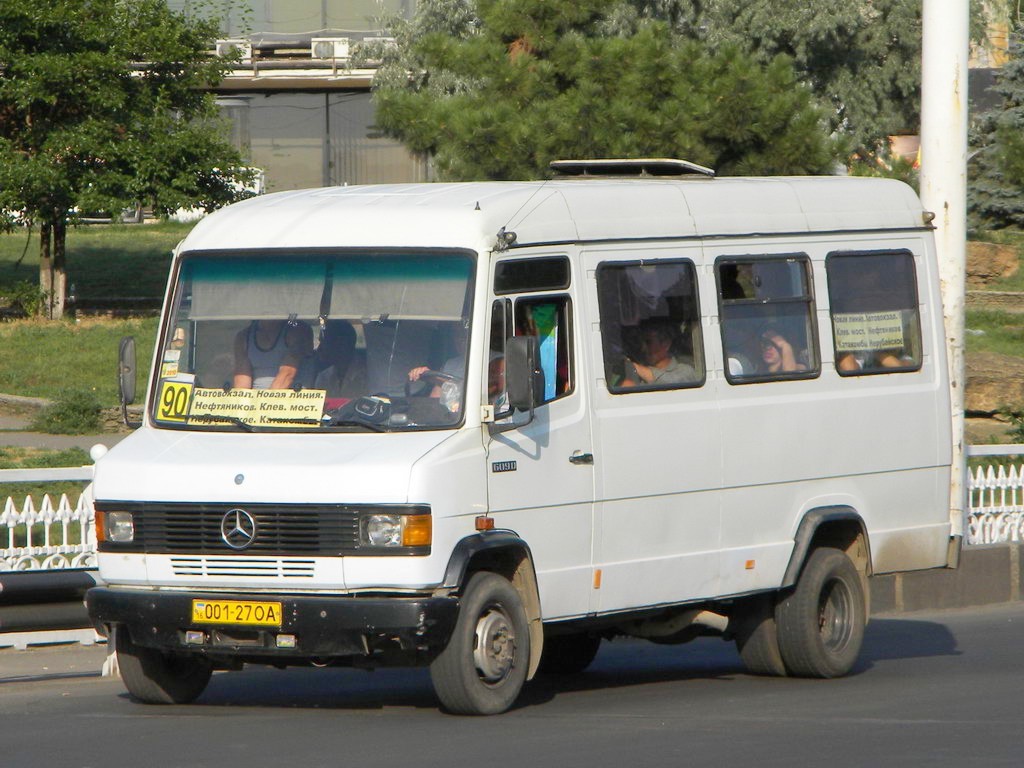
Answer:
[215, 39, 252, 61]
[311, 38, 350, 61]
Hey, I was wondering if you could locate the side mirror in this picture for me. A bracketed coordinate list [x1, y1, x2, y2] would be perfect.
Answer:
[118, 336, 136, 426]
[505, 335, 544, 414]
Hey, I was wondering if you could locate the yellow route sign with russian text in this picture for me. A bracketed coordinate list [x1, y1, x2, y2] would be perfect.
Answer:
[186, 387, 326, 428]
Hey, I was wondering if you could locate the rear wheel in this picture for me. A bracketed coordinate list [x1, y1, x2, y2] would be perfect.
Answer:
[430, 571, 530, 715]
[538, 633, 601, 675]
[732, 594, 787, 677]
[115, 626, 212, 704]
[775, 547, 866, 678]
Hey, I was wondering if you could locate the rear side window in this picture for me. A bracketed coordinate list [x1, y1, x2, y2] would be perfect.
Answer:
[596, 260, 704, 393]
[826, 250, 922, 375]
[717, 256, 819, 383]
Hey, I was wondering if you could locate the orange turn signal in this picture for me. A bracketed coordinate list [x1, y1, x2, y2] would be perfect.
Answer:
[402, 515, 432, 547]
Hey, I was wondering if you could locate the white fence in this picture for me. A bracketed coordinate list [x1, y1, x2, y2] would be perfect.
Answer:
[2, 448, 1024, 570]
[967, 444, 1024, 546]
[0, 467, 95, 572]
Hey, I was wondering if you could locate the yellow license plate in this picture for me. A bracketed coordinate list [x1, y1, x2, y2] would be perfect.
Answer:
[191, 599, 283, 627]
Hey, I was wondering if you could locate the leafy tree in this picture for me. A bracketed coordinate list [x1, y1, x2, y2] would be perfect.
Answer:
[372, 0, 838, 180]
[969, 25, 1024, 231]
[371, 0, 994, 173]
[0, 0, 254, 318]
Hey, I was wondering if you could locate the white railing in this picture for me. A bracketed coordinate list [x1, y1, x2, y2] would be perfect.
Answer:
[0, 467, 95, 572]
[2, 447, 1024, 566]
[967, 444, 1024, 546]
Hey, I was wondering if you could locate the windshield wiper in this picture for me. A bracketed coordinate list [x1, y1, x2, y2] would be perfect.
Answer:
[327, 418, 387, 433]
[189, 413, 255, 432]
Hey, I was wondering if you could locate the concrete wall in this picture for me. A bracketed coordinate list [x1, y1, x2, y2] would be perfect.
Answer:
[872, 543, 1023, 614]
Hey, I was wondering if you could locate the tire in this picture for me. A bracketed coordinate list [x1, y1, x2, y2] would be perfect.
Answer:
[775, 547, 866, 678]
[538, 633, 601, 675]
[732, 594, 788, 677]
[430, 571, 530, 715]
[115, 626, 213, 704]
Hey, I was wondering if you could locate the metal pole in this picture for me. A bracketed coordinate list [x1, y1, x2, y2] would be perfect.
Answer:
[919, 0, 969, 543]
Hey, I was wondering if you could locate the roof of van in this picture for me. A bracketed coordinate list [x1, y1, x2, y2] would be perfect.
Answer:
[179, 176, 928, 254]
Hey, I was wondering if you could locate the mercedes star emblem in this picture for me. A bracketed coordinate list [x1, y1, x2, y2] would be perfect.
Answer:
[221, 508, 257, 550]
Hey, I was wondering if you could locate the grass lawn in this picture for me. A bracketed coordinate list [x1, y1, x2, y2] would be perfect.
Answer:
[965, 309, 1024, 357]
[0, 220, 193, 302]
[0, 317, 158, 407]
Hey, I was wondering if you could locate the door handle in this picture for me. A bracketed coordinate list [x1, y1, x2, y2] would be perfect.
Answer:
[569, 451, 594, 465]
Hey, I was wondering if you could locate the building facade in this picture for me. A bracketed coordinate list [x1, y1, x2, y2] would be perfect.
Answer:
[168, 0, 426, 192]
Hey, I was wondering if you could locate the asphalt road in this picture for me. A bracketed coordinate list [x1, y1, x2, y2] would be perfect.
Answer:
[2, 603, 1023, 768]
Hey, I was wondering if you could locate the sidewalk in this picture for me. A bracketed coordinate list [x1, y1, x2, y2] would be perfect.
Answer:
[0, 411, 127, 451]
[0, 636, 108, 682]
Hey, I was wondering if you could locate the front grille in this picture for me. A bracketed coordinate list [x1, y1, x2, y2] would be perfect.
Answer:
[102, 502, 360, 556]
[171, 556, 316, 578]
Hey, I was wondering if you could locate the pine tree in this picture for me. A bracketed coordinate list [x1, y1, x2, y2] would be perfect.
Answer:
[969, 26, 1024, 230]
[372, 0, 837, 180]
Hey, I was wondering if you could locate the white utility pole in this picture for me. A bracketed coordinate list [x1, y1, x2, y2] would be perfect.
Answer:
[919, 0, 969, 545]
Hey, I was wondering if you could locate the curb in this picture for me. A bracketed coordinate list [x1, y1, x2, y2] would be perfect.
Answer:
[871, 543, 1022, 614]
[0, 393, 50, 408]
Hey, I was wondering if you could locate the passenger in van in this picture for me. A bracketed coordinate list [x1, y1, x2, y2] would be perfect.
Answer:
[233, 318, 314, 390]
[313, 320, 367, 400]
[758, 327, 806, 374]
[836, 350, 905, 372]
[488, 352, 508, 410]
[620, 320, 698, 387]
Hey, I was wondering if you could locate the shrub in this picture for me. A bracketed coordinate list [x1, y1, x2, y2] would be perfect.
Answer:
[5, 280, 47, 316]
[30, 389, 103, 434]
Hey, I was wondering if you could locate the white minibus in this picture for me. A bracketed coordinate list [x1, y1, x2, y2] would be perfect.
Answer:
[87, 160, 956, 715]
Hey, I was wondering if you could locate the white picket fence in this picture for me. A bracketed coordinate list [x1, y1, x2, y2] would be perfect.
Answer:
[966, 444, 1024, 546]
[2, 449, 1024, 571]
[0, 467, 95, 572]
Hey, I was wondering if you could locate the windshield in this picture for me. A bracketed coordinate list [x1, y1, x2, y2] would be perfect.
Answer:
[152, 250, 475, 432]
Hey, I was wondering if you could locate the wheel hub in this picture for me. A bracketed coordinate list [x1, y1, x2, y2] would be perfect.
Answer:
[473, 606, 515, 683]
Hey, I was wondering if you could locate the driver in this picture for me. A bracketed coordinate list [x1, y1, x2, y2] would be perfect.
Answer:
[407, 322, 467, 398]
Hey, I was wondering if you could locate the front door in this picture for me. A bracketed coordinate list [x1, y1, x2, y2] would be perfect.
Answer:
[484, 285, 596, 621]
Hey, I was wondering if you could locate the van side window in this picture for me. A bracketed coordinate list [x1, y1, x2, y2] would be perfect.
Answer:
[596, 261, 704, 393]
[718, 256, 819, 383]
[514, 297, 573, 403]
[494, 257, 571, 294]
[826, 250, 922, 375]
[488, 296, 573, 414]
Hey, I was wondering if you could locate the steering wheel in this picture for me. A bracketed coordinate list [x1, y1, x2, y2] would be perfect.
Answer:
[405, 369, 459, 398]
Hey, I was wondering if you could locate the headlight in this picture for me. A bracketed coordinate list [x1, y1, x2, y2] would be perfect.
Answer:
[359, 512, 431, 548]
[98, 511, 135, 543]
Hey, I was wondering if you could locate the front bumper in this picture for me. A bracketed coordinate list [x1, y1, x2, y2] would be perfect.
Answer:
[86, 587, 458, 663]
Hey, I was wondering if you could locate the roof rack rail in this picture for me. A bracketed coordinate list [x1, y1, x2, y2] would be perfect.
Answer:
[549, 158, 715, 178]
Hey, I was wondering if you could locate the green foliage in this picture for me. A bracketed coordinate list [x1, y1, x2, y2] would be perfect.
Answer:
[5, 279, 47, 317]
[848, 155, 919, 190]
[373, 0, 993, 172]
[1000, 405, 1024, 444]
[969, 26, 1024, 231]
[373, 2, 838, 180]
[0, 0, 254, 314]
[29, 389, 103, 435]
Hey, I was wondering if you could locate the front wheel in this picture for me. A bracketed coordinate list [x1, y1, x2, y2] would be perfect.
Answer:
[775, 547, 866, 678]
[115, 626, 212, 704]
[430, 572, 530, 715]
